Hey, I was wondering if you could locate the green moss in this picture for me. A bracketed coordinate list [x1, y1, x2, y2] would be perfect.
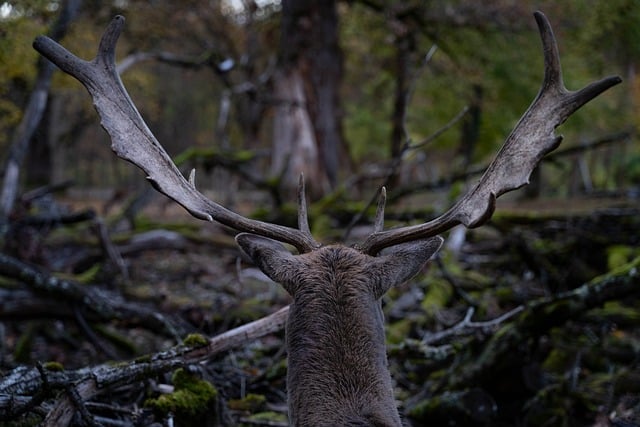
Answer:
[594, 254, 640, 282]
[240, 411, 288, 425]
[387, 318, 413, 345]
[183, 333, 209, 347]
[265, 358, 287, 381]
[542, 348, 571, 372]
[94, 324, 137, 354]
[134, 354, 152, 364]
[421, 278, 453, 315]
[588, 300, 640, 325]
[145, 368, 218, 422]
[407, 393, 441, 418]
[493, 286, 514, 304]
[42, 361, 64, 371]
[229, 297, 277, 322]
[72, 263, 102, 284]
[228, 393, 266, 412]
[309, 213, 334, 241]
[14, 322, 36, 363]
[172, 146, 257, 166]
[607, 245, 640, 270]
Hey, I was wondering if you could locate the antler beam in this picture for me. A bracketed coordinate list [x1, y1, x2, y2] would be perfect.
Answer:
[33, 16, 320, 254]
[358, 11, 621, 255]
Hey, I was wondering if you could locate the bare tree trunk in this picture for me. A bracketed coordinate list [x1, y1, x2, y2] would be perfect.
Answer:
[273, 0, 345, 198]
[458, 84, 483, 171]
[25, 102, 53, 188]
[389, 30, 415, 187]
[0, 0, 81, 223]
[272, 69, 324, 195]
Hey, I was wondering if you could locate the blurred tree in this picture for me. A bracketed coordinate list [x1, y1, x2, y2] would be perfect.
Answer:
[0, 0, 81, 222]
[0, 0, 635, 211]
[272, 0, 346, 198]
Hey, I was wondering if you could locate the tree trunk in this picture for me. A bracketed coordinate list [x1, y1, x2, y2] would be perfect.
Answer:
[25, 101, 53, 188]
[273, 0, 345, 198]
[0, 0, 81, 222]
[272, 69, 325, 197]
[389, 31, 414, 187]
[458, 84, 483, 171]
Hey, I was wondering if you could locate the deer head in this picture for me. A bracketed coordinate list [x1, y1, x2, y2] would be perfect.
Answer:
[236, 233, 442, 425]
[34, 11, 620, 426]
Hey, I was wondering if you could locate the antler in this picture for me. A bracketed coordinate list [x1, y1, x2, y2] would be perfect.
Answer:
[358, 11, 621, 255]
[33, 16, 320, 254]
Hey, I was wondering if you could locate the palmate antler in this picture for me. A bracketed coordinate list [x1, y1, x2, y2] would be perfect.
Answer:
[33, 12, 620, 255]
[359, 11, 621, 254]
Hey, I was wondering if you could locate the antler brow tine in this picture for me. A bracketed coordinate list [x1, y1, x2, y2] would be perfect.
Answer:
[297, 174, 312, 236]
[33, 15, 320, 253]
[373, 187, 387, 233]
[359, 11, 621, 255]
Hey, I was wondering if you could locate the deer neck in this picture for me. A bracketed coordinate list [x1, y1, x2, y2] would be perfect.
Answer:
[284, 247, 402, 426]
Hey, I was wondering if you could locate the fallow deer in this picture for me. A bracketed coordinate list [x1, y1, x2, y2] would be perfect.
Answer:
[34, 11, 620, 426]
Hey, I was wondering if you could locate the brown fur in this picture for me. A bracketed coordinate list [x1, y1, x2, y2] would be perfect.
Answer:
[236, 234, 442, 426]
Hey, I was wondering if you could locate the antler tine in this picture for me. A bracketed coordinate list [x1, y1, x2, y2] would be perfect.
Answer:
[297, 173, 312, 236]
[33, 16, 320, 253]
[359, 11, 621, 255]
[373, 187, 387, 233]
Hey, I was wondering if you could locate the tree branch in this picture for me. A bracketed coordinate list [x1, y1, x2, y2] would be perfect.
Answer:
[1, 306, 289, 425]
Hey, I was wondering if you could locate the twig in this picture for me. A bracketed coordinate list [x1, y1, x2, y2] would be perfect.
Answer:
[389, 129, 633, 204]
[20, 180, 75, 204]
[73, 307, 120, 361]
[423, 305, 525, 345]
[408, 105, 470, 150]
[551, 130, 633, 158]
[92, 217, 129, 283]
[62, 382, 101, 427]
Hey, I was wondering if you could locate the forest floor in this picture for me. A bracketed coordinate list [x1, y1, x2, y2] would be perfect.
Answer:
[1, 191, 639, 426]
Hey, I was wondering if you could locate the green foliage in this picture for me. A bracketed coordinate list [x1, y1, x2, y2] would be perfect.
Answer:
[341, 3, 396, 161]
[0, 12, 46, 148]
[339, 1, 636, 193]
[581, 0, 640, 67]
[4, 0, 634, 193]
[625, 153, 640, 184]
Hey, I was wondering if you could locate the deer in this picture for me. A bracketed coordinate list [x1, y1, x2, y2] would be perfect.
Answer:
[33, 11, 620, 426]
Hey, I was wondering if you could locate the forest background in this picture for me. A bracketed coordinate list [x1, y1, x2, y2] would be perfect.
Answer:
[0, 0, 639, 426]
